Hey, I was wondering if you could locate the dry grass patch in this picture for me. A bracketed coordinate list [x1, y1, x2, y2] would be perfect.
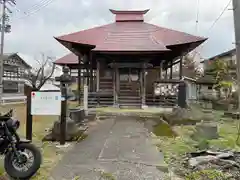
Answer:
[0, 103, 70, 179]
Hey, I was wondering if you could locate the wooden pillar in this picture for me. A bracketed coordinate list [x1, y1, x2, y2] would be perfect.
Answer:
[78, 56, 82, 105]
[178, 81, 187, 108]
[179, 56, 183, 80]
[90, 56, 93, 92]
[26, 88, 33, 140]
[87, 68, 90, 87]
[170, 60, 173, 79]
[86, 55, 90, 88]
[116, 67, 119, 106]
[141, 63, 146, 108]
[113, 63, 116, 106]
[96, 60, 100, 92]
[140, 67, 143, 106]
[165, 68, 168, 79]
[159, 61, 162, 79]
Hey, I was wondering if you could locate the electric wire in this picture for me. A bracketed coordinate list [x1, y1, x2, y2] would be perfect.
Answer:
[9, 0, 56, 21]
[196, 0, 232, 58]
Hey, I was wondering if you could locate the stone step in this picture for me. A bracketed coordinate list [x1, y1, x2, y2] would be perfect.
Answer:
[119, 96, 141, 100]
[119, 104, 142, 109]
[119, 100, 141, 103]
[99, 82, 113, 84]
[99, 87, 113, 91]
[99, 84, 112, 86]
[119, 89, 140, 92]
[119, 86, 140, 90]
[119, 94, 140, 97]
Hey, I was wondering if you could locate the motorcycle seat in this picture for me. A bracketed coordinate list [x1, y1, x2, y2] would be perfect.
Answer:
[0, 115, 10, 121]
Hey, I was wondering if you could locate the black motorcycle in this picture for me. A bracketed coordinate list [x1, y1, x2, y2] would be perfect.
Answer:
[0, 109, 41, 179]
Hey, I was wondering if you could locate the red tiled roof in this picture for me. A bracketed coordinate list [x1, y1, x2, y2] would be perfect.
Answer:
[55, 53, 78, 65]
[55, 9, 206, 53]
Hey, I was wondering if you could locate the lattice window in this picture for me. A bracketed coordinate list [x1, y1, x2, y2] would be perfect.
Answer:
[3, 64, 22, 79]
[154, 83, 179, 96]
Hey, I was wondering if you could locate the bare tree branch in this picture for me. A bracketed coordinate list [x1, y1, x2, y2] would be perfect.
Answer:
[38, 61, 56, 89]
[24, 53, 56, 90]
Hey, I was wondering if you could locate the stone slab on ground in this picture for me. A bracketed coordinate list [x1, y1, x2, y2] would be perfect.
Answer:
[51, 116, 166, 180]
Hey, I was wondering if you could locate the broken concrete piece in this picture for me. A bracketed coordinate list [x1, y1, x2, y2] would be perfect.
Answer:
[219, 159, 240, 168]
[188, 150, 238, 168]
[216, 152, 234, 159]
[183, 150, 240, 179]
[189, 155, 218, 167]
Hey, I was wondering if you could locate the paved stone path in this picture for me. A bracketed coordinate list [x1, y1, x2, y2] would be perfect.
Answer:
[51, 116, 166, 180]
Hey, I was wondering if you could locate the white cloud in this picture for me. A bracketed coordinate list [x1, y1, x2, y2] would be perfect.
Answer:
[3, 0, 236, 64]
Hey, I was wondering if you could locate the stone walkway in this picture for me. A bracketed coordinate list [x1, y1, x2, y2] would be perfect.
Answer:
[51, 116, 167, 180]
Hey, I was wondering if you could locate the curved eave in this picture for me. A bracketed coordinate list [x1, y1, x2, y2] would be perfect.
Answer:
[54, 61, 79, 66]
[54, 37, 96, 49]
[166, 37, 208, 48]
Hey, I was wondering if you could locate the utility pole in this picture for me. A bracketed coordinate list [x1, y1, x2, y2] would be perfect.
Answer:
[0, 0, 14, 103]
[0, 0, 6, 103]
[232, 0, 240, 111]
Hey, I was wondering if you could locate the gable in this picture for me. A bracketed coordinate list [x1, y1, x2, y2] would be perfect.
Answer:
[3, 53, 31, 69]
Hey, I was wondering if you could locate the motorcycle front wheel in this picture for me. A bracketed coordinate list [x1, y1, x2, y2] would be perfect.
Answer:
[4, 143, 42, 179]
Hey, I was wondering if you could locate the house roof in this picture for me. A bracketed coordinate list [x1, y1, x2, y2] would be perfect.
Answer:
[209, 48, 236, 60]
[200, 48, 236, 63]
[3, 53, 32, 68]
[196, 74, 216, 85]
[55, 53, 78, 65]
[55, 9, 206, 53]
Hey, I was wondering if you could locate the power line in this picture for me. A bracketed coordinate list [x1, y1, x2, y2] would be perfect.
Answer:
[12, 0, 55, 20]
[11, 0, 56, 21]
[10, 0, 51, 15]
[195, 0, 232, 58]
[206, 0, 232, 34]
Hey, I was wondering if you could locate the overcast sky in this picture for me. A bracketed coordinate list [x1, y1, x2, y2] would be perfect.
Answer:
[4, 0, 235, 66]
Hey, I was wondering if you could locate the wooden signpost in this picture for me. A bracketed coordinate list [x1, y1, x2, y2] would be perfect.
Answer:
[26, 66, 72, 145]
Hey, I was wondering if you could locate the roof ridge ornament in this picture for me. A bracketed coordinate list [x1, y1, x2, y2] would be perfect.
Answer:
[109, 9, 149, 22]
[109, 9, 149, 15]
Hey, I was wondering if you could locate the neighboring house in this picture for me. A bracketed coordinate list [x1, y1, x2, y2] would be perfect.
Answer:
[201, 48, 236, 72]
[2, 53, 31, 103]
[199, 48, 237, 100]
[196, 75, 217, 101]
[201, 48, 236, 79]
